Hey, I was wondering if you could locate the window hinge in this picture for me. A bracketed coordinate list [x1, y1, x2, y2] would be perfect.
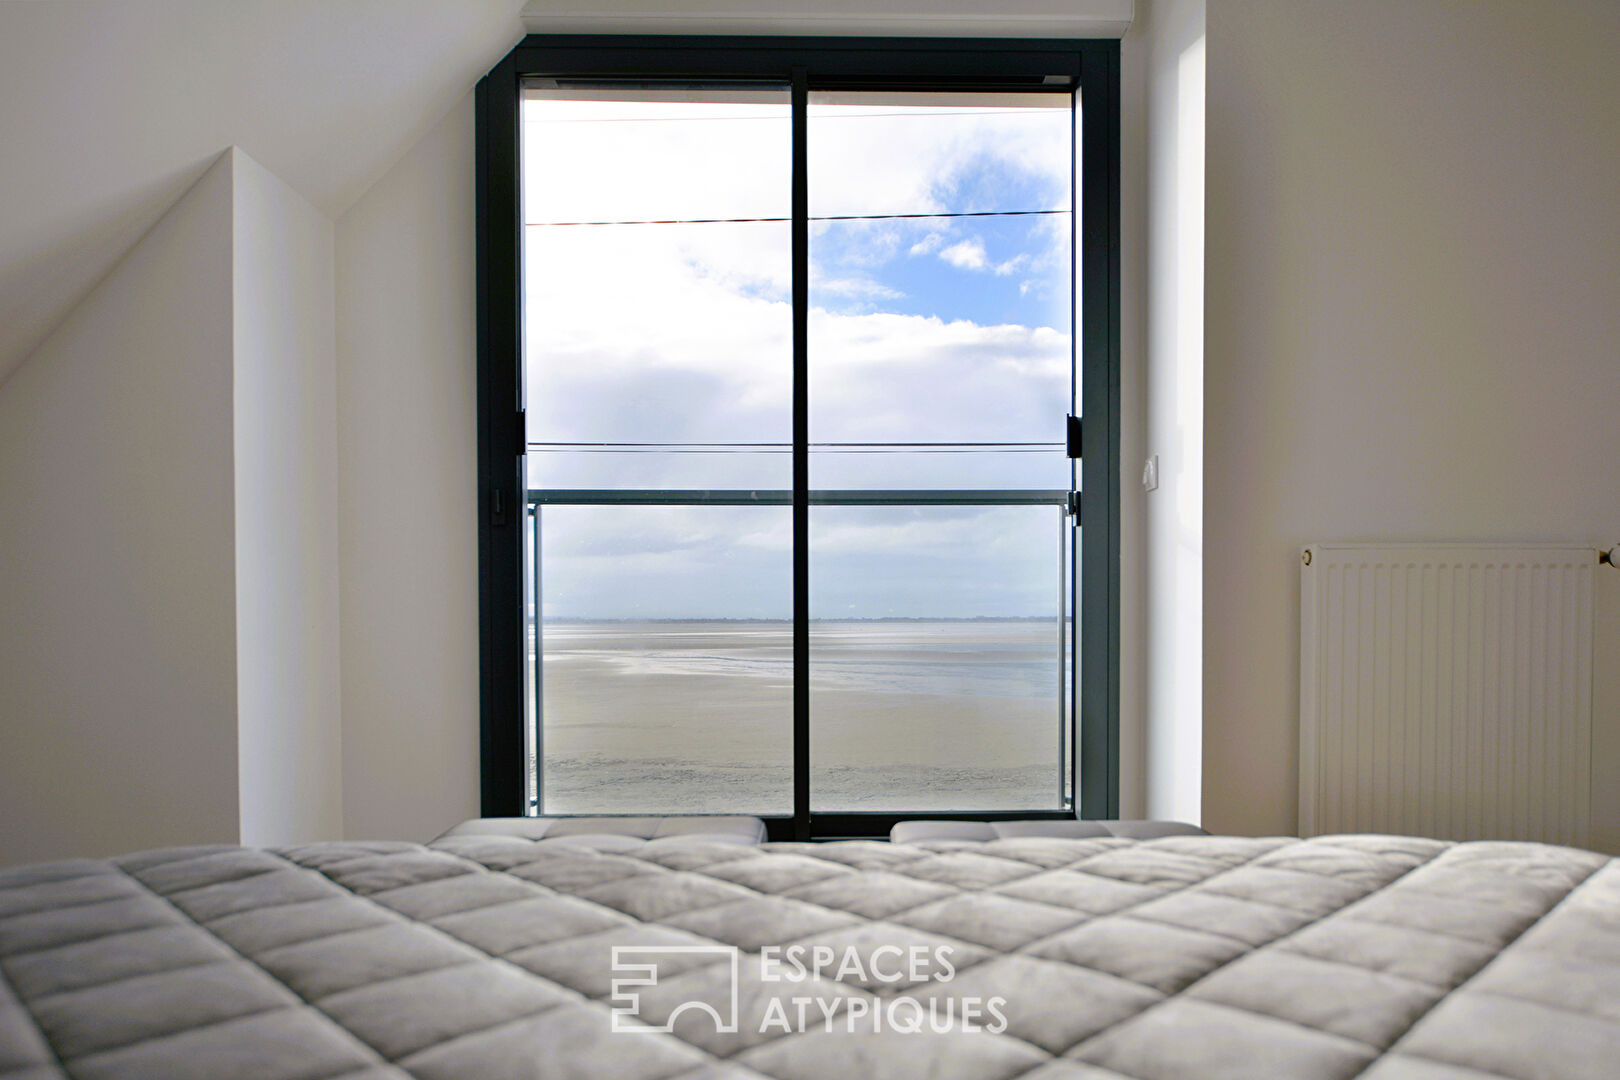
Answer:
[1067, 491, 1082, 520]
[516, 411, 527, 458]
[1066, 415, 1083, 459]
[491, 486, 507, 527]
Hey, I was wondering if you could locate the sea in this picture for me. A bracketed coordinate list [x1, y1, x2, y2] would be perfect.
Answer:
[528, 618, 1073, 815]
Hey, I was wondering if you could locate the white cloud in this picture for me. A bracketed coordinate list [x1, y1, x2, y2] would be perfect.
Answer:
[813, 276, 904, 300]
[938, 238, 988, 270]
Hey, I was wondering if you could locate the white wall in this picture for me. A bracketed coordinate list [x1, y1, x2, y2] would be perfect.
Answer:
[0, 155, 240, 866]
[1204, 0, 1620, 838]
[1140, 0, 1204, 824]
[336, 95, 481, 843]
[232, 148, 343, 847]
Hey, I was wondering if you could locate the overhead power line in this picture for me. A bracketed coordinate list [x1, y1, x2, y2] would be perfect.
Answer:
[526, 208, 1068, 228]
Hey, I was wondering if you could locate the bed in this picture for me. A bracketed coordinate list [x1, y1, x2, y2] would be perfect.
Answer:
[1, 818, 1616, 1079]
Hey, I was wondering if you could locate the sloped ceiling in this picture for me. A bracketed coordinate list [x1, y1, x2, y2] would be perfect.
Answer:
[0, 0, 527, 385]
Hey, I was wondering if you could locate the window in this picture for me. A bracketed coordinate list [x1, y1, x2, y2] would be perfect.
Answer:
[477, 36, 1120, 840]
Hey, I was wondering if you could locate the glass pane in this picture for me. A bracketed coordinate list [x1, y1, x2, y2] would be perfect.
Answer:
[522, 86, 794, 815]
[807, 91, 1076, 812]
[808, 91, 1073, 491]
[534, 505, 792, 815]
[524, 88, 791, 491]
[809, 504, 1071, 811]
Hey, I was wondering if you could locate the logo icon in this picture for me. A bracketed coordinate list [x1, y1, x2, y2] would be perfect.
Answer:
[609, 945, 740, 1034]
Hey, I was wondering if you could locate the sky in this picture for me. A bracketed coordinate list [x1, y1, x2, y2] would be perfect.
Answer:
[521, 89, 1077, 620]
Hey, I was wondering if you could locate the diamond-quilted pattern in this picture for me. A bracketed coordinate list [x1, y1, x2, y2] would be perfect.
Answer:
[1254, 842, 1434, 890]
[257, 923, 477, 1001]
[0, 993, 57, 1072]
[275, 842, 421, 870]
[1127, 890, 1313, 948]
[165, 867, 341, 922]
[1072, 998, 1376, 1080]
[974, 838, 1127, 869]
[0, 869, 141, 920]
[1138, 836, 1287, 865]
[1394, 991, 1620, 1080]
[1403, 861, 1598, 914]
[505, 850, 669, 894]
[735, 1024, 1047, 1080]
[427, 837, 553, 872]
[128, 849, 290, 895]
[895, 893, 1087, 952]
[1512, 905, 1620, 966]
[1199, 866, 1377, 917]
[785, 870, 958, 920]
[0, 894, 179, 956]
[1346, 890, 1542, 948]
[764, 841, 930, 872]
[433, 894, 634, 957]
[1017, 1062, 1143, 1080]
[400, 1001, 709, 1080]
[628, 954, 866, 1057]
[580, 872, 756, 923]
[1467, 948, 1620, 1025]
[509, 924, 726, 998]
[320, 962, 573, 1060]
[1279, 918, 1497, 989]
[702, 854, 851, 894]
[206, 897, 396, 956]
[3, 923, 235, 999]
[1298, 835, 1448, 862]
[1064, 848, 1233, 889]
[664, 896, 860, 951]
[112, 846, 243, 873]
[1028, 916, 1246, 995]
[911, 955, 1161, 1055]
[994, 868, 1158, 915]
[778, 923, 990, 994]
[899, 852, 1045, 890]
[1188, 950, 1442, 1048]
[636, 841, 769, 874]
[28, 960, 297, 1059]
[0, 860, 108, 890]
[314, 852, 476, 896]
[1355, 1055, 1511, 1080]
[67, 1005, 383, 1080]
[367, 872, 541, 922]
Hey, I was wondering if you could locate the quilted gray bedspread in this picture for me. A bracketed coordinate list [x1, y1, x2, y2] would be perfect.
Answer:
[2, 833, 1617, 1080]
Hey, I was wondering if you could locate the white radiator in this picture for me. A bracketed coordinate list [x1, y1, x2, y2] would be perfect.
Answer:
[1299, 543, 1595, 846]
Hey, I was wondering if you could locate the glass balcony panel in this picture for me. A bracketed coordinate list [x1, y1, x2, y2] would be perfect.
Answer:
[809, 503, 1071, 812]
[533, 504, 793, 815]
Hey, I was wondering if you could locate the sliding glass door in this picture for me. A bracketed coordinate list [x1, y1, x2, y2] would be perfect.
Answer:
[478, 35, 1118, 836]
[523, 87, 795, 814]
[805, 92, 1074, 811]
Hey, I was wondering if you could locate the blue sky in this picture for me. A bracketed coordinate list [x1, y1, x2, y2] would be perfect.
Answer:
[522, 92, 1075, 619]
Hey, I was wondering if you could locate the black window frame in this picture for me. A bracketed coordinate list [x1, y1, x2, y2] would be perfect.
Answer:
[476, 34, 1120, 840]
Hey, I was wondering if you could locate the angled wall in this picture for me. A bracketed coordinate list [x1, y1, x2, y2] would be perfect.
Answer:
[232, 148, 343, 848]
[0, 148, 343, 866]
[0, 155, 240, 865]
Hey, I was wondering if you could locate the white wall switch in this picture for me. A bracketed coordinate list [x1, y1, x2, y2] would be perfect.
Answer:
[1142, 454, 1159, 492]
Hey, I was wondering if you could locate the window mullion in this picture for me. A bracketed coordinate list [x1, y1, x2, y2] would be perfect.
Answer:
[791, 67, 811, 841]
